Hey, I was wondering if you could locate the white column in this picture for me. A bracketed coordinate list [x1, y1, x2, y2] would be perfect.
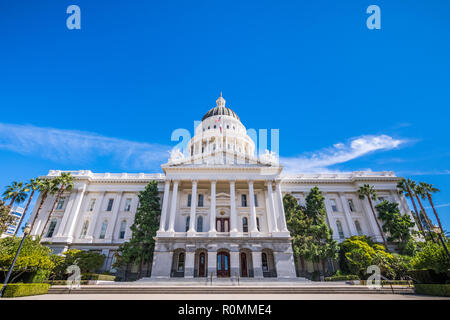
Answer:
[339, 193, 357, 236]
[167, 180, 179, 233]
[158, 180, 171, 232]
[188, 180, 197, 234]
[362, 197, 383, 242]
[87, 191, 106, 240]
[105, 191, 123, 242]
[266, 181, 279, 233]
[323, 193, 339, 241]
[248, 180, 258, 234]
[229, 180, 238, 235]
[64, 184, 87, 240]
[54, 191, 77, 238]
[209, 180, 217, 235]
[275, 181, 288, 233]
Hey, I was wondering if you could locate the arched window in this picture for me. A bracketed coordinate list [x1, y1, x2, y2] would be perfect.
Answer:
[185, 216, 190, 232]
[99, 220, 108, 239]
[80, 220, 89, 238]
[262, 252, 268, 272]
[355, 220, 363, 236]
[336, 220, 345, 240]
[177, 252, 185, 272]
[197, 216, 203, 232]
[119, 220, 127, 239]
[242, 217, 248, 232]
[198, 194, 204, 207]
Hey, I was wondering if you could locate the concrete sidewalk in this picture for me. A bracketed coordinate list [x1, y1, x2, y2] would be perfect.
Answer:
[6, 293, 449, 300]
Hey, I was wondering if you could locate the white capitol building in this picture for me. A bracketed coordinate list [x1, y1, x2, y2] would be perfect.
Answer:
[29, 95, 411, 279]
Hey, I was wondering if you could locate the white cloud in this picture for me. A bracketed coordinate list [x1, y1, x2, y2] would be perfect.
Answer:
[280, 135, 406, 173]
[0, 123, 171, 170]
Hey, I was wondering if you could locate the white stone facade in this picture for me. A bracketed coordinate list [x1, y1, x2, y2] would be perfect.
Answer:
[29, 95, 412, 279]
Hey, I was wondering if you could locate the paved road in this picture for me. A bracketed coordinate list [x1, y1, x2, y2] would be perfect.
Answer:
[7, 293, 449, 300]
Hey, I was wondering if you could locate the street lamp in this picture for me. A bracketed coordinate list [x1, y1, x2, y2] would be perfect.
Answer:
[0, 224, 31, 298]
[432, 226, 450, 262]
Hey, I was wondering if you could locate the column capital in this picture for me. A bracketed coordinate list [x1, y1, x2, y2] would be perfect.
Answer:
[191, 179, 198, 184]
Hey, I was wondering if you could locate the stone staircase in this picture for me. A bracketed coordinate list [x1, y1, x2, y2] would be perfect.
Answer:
[48, 282, 414, 295]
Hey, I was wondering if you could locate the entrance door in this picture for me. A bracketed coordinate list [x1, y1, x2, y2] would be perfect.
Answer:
[240, 252, 248, 277]
[216, 218, 230, 232]
[217, 251, 230, 277]
[198, 252, 206, 277]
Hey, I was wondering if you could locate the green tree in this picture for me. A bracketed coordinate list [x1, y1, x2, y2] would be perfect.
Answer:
[29, 178, 58, 233]
[397, 178, 426, 239]
[40, 173, 74, 238]
[413, 182, 437, 243]
[115, 181, 161, 278]
[376, 200, 416, 255]
[2, 181, 28, 207]
[14, 178, 41, 236]
[411, 240, 450, 274]
[339, 236, 395, 279]
[417, 182, 444, 235]
[358, 184, 388, 248]
[0, 200, 15, 234]
[0, 236, 55, 282]
[284, 187, 338, 277]
[51, 249, 105, 279]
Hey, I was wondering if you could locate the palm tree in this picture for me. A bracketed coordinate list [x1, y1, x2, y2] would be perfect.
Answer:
[40, 173, 74, 237]
[358, 184, 388, 249]
[14, 178, 41, 236]
[29, 178, 58, 233]
[412, 182, 436, 243]
[397, 178, 426, 239]
[2, 181, 28, 208]
[418, 182, 444, 235]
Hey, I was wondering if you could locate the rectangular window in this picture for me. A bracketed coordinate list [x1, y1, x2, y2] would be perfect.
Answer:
[330, 199, 338, 212]
[198, 194, 204, 207]
[254, 194, 258, 207]
[88, 198, 96, 212]
[106, 198, 114, 211]
[187, 194, 192, 207]
[99, 221, 108, 239]
[124, 198, 132, 211]
[348, 199, 355, 212]
[241, 194, 247, 207]
[46, 220, 57, 237]
[256, 217, 260, 231]
[56, 197, 66, 210]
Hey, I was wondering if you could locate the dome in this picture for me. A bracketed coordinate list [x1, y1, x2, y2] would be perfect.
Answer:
[201, 93, 240, 121]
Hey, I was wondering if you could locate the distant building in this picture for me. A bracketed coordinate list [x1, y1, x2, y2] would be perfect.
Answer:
[1, 206, 24, 238]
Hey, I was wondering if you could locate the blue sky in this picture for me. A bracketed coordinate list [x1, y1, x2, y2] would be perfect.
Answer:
[1, 0, 449, 233]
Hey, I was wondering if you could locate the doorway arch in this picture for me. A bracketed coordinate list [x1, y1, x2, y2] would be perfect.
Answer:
[217, 250, 230, 277]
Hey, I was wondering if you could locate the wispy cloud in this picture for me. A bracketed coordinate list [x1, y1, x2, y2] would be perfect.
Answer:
[280, 135, 407, 173]
[424, 203, 450, 209]
[0, 123, 171, 170]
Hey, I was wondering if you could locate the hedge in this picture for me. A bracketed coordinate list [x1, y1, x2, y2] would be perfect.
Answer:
[44, 280, 90, 285]
[325, 274, 360, 281]
[414, 284, 450, 297]
[0, 283, 50, 298]
[81, 273, 116, 281]
[408, 269, 450, 284]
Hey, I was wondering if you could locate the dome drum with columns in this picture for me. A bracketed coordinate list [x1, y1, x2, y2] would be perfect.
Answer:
[28, 94, 411, 281]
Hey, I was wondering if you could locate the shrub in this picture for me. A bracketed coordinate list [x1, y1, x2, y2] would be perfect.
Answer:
[51, 249, 105, 280]
[411, 241, 450, 274]
[325, 274, 359, 281]
[414, 284, 450, 297]
[0, 283, 50, 298]
[408, 269, 450, 284]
